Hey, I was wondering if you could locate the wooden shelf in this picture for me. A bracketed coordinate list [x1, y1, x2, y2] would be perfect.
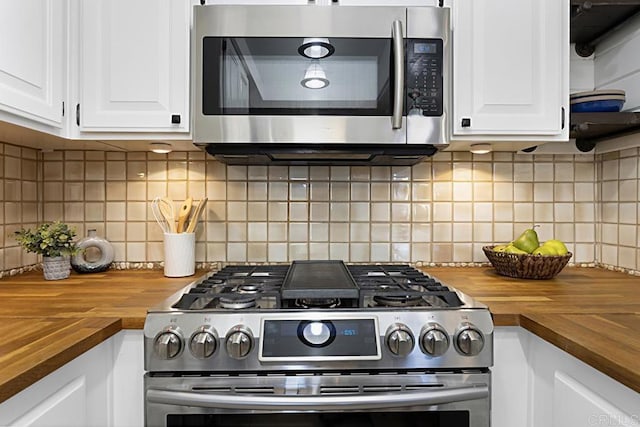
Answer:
[571, 0, 640, 56]
[570, 3, 640, 147]
[570, 112, 640, 149]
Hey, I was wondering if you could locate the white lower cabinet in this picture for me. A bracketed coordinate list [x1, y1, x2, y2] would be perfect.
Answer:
[492, 327, 530, 427]
[528, 331, 640, 427]
[0, 338, 112, 427]
[0, 331, 145, 427]
[552, 372, 640, 427]
[493, 327, 640, 427]
[112, 330, 145, 427]
[3, 328, 638, 427]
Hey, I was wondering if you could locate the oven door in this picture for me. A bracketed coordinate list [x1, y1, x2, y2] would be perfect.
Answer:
[193, 5, 408, 145]
[145, 371, 490, 427]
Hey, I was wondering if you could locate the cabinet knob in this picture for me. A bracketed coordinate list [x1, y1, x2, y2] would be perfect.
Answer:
[171, 114, 181, 124]
[461, 118, 471, 128]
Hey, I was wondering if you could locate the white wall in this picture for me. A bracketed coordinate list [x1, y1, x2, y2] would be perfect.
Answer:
[569, 44, 594, 93]
[594, 13, 640, 112]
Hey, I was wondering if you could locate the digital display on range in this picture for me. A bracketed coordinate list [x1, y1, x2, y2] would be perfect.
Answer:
[261, 319, 379, 359]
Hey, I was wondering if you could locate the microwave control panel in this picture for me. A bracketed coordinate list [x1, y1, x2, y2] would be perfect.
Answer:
[406, 39, 444, 117]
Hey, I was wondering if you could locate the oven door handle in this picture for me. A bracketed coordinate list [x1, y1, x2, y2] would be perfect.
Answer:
[146, 385, 488, 411]
[391, 19, 404, 130]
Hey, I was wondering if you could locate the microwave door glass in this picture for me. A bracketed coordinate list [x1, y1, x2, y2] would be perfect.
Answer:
[202, 37, 394, 116]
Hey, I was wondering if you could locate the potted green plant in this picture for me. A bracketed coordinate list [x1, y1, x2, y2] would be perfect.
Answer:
[14, 221, 79, 280]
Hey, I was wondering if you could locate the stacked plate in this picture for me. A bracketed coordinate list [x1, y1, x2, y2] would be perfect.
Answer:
[570, 89, 626, 112]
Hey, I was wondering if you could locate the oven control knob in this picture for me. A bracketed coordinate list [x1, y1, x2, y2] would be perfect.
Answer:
[226, 326, 253, 359]
[386, 324, 414, 357]
[189, 327, 218, 359]
[455, 324, 485, 356]
[154, 329, 183, 360]
[420, 324, 449, 357]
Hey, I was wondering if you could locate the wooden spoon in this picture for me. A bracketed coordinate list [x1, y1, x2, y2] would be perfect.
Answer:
[176, 197, 193, 233]
[186, 198, 208, 233]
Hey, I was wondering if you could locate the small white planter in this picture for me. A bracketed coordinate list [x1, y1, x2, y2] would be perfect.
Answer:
[42, 256, 71, 280]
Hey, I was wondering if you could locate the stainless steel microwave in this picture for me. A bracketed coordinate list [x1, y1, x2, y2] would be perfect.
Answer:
[193, 5, 450, 165]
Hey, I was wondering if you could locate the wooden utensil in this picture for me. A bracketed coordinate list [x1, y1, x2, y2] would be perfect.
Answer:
[151, 197, 170, 233]
[186, 198, 208, 233]
[176, 197, 193, 233]
[158, 197, 176, 233]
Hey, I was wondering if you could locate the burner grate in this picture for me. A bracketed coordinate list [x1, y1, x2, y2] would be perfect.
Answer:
[171, 263, 464, 310]
[347, 264, 463, 308]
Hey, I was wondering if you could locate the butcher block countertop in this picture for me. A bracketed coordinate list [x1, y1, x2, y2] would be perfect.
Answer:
[424, 266, 640, 394]
[0, 266, 639, 403]
[0, 270, 196, 403]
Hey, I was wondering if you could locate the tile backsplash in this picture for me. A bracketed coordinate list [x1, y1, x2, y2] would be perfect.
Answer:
[2, 142, 639, 274]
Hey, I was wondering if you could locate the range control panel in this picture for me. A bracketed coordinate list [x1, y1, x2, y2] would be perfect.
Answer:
[144, 309, 494, 373]
[406, 38, 444, 117]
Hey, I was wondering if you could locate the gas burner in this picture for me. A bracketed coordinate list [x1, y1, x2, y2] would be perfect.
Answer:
[219, 294, 257, 309]
[373, 295, 423, 307]
[236, 284, 262, 294]
[202, 278, 225, 286]
[296, 298, 340, 309]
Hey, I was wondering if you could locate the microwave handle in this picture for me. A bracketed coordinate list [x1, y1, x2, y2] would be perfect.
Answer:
[392, 19, 404, 130]
[147, 385, 488, 411]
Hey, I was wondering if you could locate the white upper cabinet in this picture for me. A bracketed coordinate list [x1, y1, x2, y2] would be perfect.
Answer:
[0, 1, 65, 127]
[338, 0, 438, 5]
[78, 0, 190, 132]
[452, 0, 569, 141]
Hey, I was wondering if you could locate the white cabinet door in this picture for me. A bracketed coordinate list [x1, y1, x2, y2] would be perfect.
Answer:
[452, 0, 568, 138]
[494, 327, 640, 427]
[79, 0, 189, 132]
[2, 378, 87, 427]
[0, 1, 64, 127]
[338, 0, 438, 5]
[553, 372, 640, 427]
[0, 339, 112, 427]
[527, 331, 640, 427]
[205, 0, 307, 4]
[0, 331, 147, 427]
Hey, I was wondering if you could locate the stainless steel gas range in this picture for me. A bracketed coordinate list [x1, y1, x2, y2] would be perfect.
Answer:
[144, 261, 493, 427]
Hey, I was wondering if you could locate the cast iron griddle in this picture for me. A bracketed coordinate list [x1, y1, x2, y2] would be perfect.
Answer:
[281, 260, 359, 299]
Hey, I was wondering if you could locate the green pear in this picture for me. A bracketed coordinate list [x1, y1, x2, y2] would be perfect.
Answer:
[545, 239, 568, 255]
[504, 244, 528, 254]
[493, 245, 508, 252]
[512, 228, 539, 254]
[532, 245, 557, 256]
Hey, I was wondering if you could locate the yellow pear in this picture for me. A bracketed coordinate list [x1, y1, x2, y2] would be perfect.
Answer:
[504, 244, 528, 254]
[532, 245, 557, 256]
[545, 239, 568, 255]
